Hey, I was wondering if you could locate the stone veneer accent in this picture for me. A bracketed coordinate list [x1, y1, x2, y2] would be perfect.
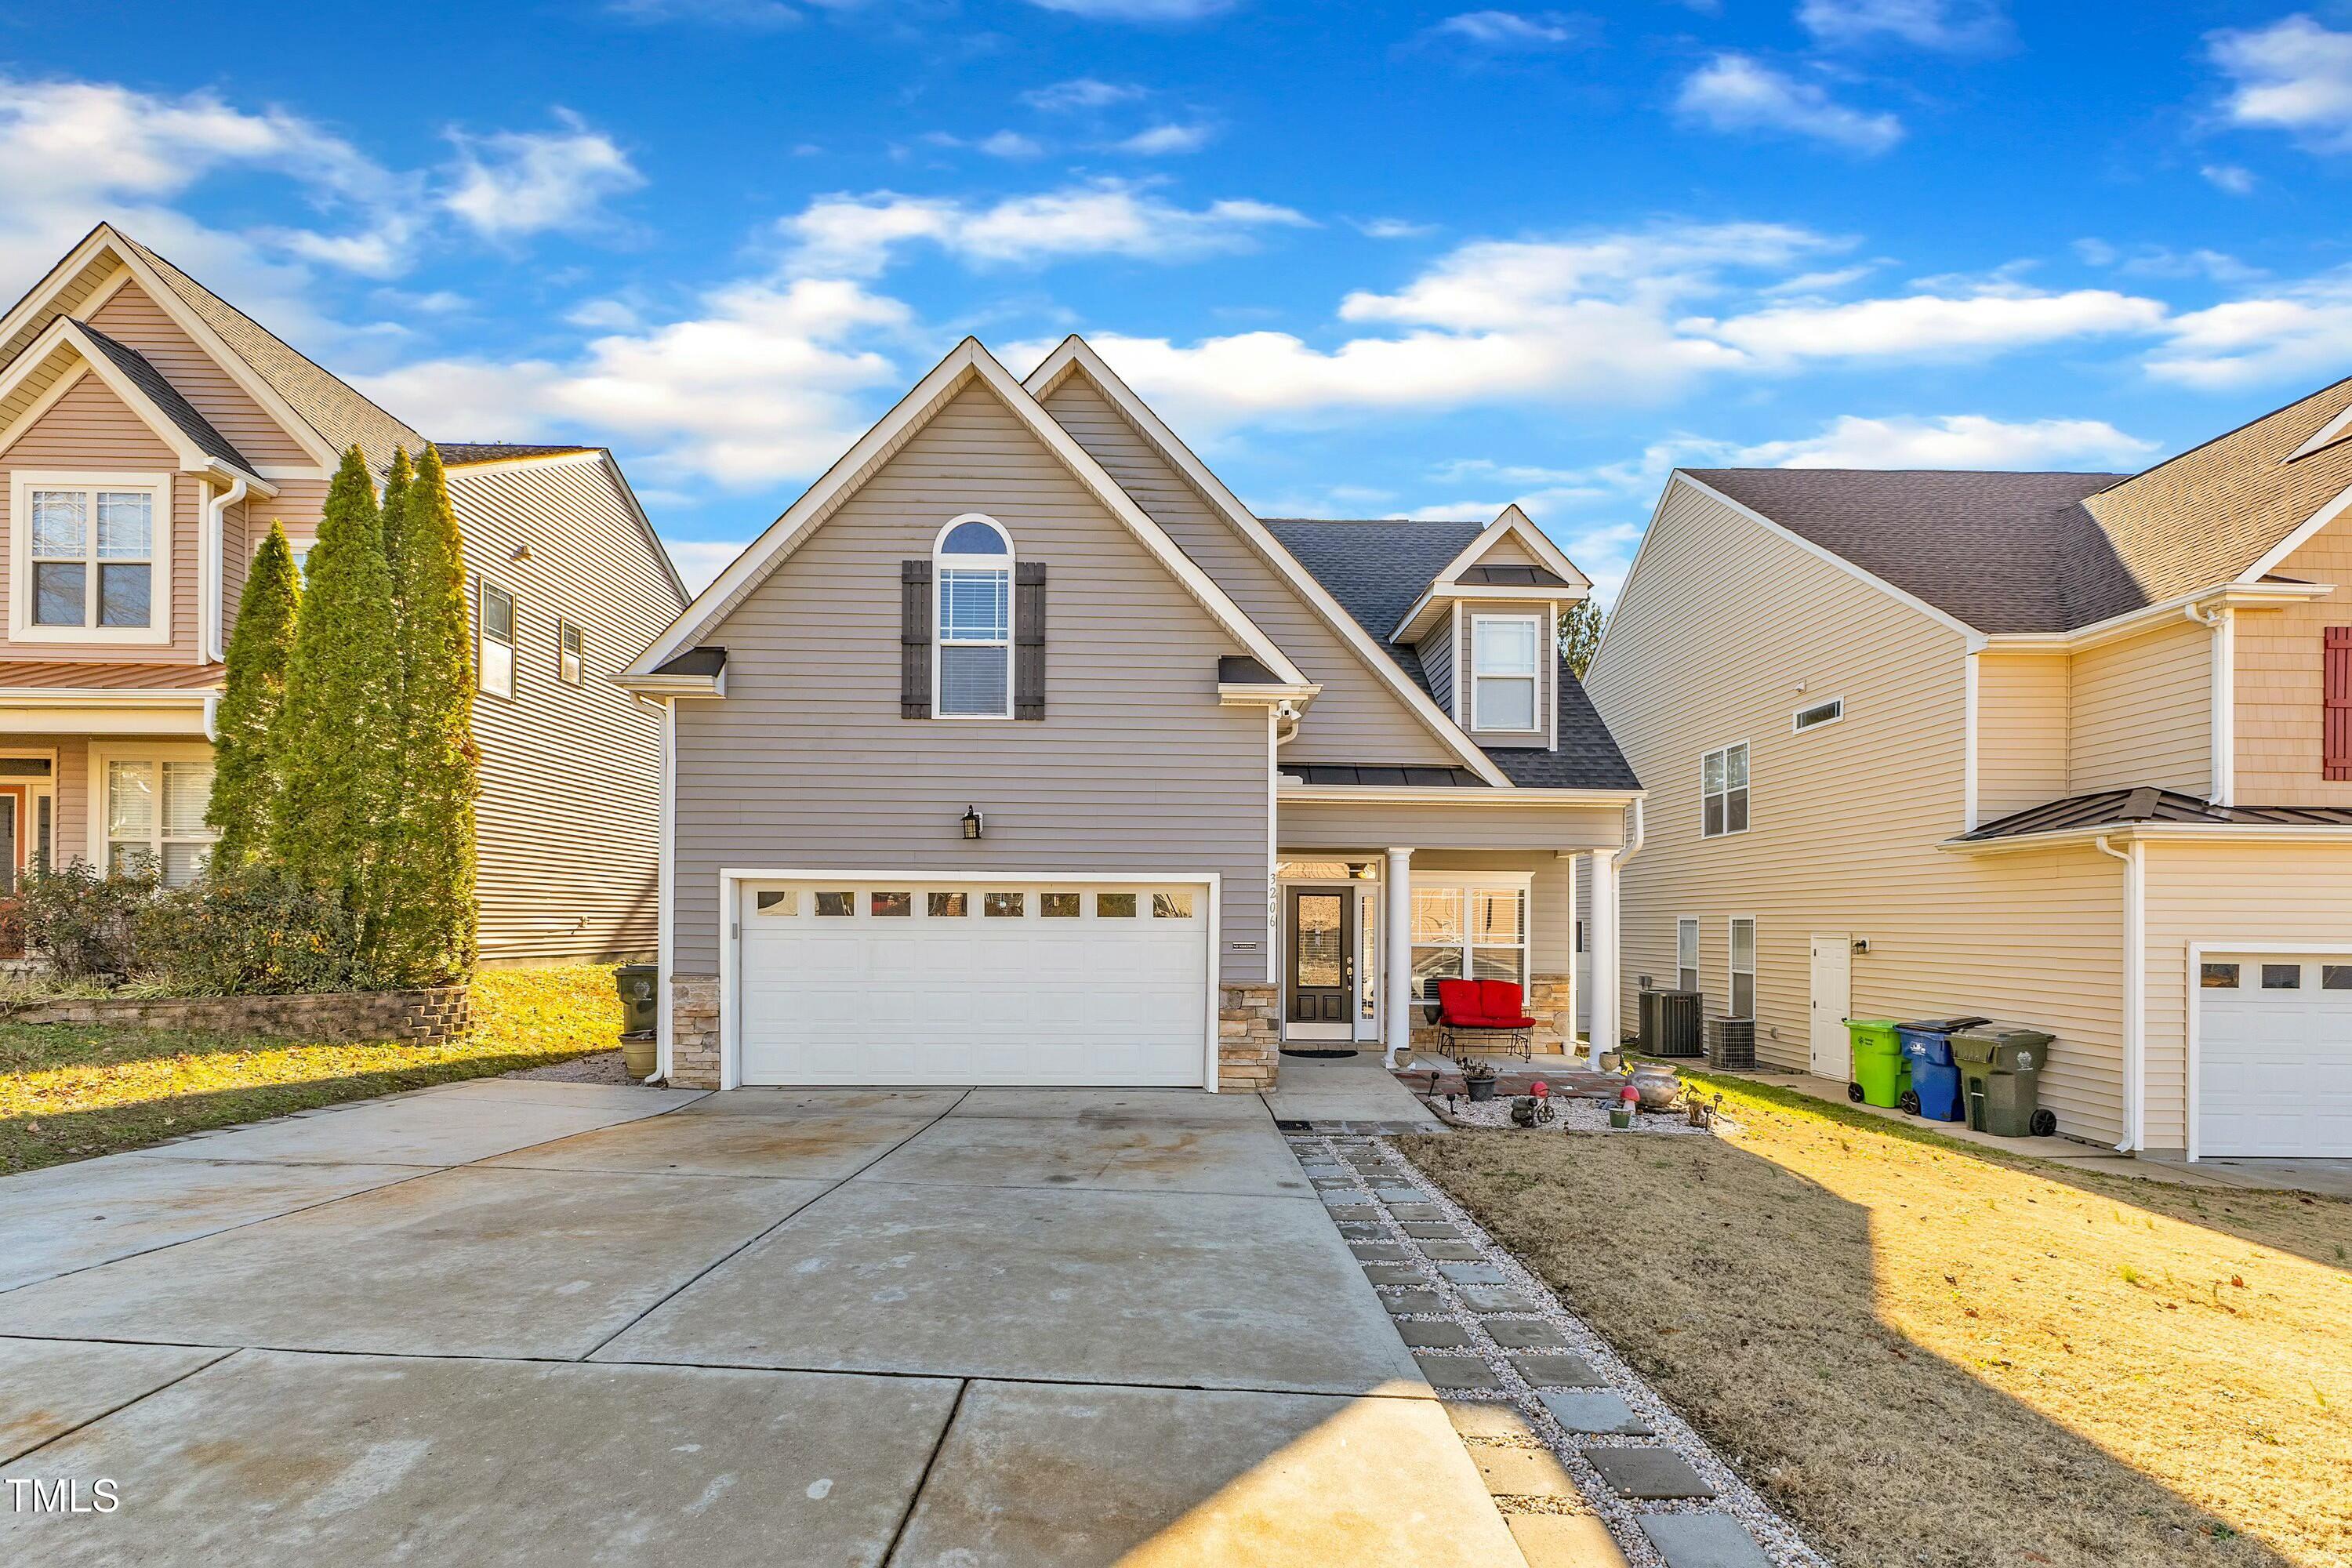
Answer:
[1, 985, 470, 1044]
[1218, 982, 1280, 1092]
[669, 974, 722, 1090]
[1409, 974, 1575, 1058]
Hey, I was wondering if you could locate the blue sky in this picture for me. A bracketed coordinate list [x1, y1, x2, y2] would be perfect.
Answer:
[4, 1, 2350, 595]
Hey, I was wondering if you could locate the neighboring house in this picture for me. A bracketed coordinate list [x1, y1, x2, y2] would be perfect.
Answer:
[1584, 374, 2352, 1160]
[618, 336, 1641, 1092]
[0, 223, 687, 964]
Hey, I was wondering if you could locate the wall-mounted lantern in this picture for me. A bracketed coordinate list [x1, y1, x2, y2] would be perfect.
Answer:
[962, 806, 984, 840]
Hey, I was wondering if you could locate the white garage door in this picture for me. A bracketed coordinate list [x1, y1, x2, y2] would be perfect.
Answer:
[737, 880, 1212, 1087]
[2197, 953, 2352, 1157]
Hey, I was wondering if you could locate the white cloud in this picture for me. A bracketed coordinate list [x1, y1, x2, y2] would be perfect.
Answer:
[2072, 241, 2261, 284]
[1759, 263, 1878, 296]
[1737, 412, 2155, 468]
[1797, 0, 2008, 52]
[1115, 123, 1215, 154]
[2210, 14, 2352, 153]
[662, 537, 753, 593]
[780, 180, 1312, 277]
[607, 0, 801, 25]
[358, 277, 913, 487]
[978, 130, 1045, 158]
[1428, 11, 1590, 49]
[1356, 217, 1439, 240]
[1697, 286, 2165, 361]
[441, 111, 643, 240]
[1674, 55, 1904, 154]
[2145, 270, 2352, 390]
[1021, 0, 1232, 20]
[1022, 78, 1147, 112]
[2201, 162, 2257, 194]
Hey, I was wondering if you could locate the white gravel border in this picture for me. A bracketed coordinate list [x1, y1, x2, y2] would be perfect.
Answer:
[1295, 1133, 1827, 1568]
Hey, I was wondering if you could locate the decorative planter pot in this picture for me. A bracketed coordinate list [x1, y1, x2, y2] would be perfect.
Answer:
[1608, 1106, 1634, 1129]
[1465, 1076, 1497, 1102]
[1631, 1062, 1682, 1111]
[620, 1031, 658, 1080]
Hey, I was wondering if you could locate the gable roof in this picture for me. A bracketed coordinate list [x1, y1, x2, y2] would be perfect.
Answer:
[440, 442, 602, 466]
[627, 337, 1306, 686]
[1024, 337, 1512, 786]
[73, 321, 252, 474]
[1684, 468, 2126, 635]
[1265, 517, 1640, 790]
[0, 314, 269, 488]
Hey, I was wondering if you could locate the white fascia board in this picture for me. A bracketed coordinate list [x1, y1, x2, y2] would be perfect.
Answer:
[1022, 336, 1513, 787]
[1218, 681, 1321, 706]
[1670, 471, 1990, 649]
[2238, 477, 2352, 586]
[2286, 396, 2352, 463]
[448, 448, 688, 608]
[1278, 783, 1643, 808]
[0, 314, 273, 492]
[1581, 477, 1686, 681]
[1391, 505, 1593, 642]
[614, 671, 727, 699]
[1980, 580, 2336, 655]
[0, 223, 121, 358]
[631, 339, 1306, 689]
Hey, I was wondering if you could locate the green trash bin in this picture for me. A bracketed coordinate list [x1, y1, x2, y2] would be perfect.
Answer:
[1843, 1018, 1910, 1108]
[1952, 1022, 2057, 1137]
[615, 963, 659, 1036]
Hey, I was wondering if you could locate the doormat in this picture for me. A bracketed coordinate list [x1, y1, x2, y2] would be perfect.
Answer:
[1280, 1047, 1357, 1058]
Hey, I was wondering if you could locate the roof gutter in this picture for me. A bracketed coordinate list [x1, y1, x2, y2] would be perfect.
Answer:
[1980, 581, 2329, 655]
[613, 672, 726, 700]
[1941, 820, 2352, 855]
[2093, 835, 2146, 1154]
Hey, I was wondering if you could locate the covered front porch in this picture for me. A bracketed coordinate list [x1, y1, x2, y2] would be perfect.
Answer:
[1272, 786, 1640, 1070]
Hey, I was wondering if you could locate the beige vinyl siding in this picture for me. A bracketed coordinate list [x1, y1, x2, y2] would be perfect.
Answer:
[1975, 652, 2069, 819]
[1414, 848, 1574, 975]
[0, 372, 203, 664]
[1417, 626, 1455, 717]
[449, 456, 680, 964]
[2067, 619, 2211, 796]
[1468, 532, 1543, 569]
[1463, 600, 1555, 749]
[1040, 375, 1458, 768]
[1585, 479, 2129, 1140]
[674, 383, 1269, 981]
[2140, 839, 2352, 1152]
[86, 280, 310, 466]
[1279, 798, 1622, 854]
[0, 253, 117, 418]
[2234, 517, 2352, 806]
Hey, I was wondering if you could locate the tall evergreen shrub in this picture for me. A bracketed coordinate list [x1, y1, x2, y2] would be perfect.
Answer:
[209, 521, 301, 867]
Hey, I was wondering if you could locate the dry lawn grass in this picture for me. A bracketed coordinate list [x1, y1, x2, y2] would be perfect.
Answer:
[1, 965, 623, 1173]
[1399, 1076, 2352, 1568]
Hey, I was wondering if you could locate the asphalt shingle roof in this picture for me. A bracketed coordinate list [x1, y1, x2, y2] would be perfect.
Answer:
[73, 320, 252, 475]
[1263, 518, 1641, 791]
[438, 443, 602, 465]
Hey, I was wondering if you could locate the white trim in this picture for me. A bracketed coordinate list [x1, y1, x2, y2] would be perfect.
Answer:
[84, 740, 217, 880]
[2241, 477, 2352, 588]
[1218, 680, 1321, 706]
[1726, 913, 1758, 1022]
[1277, 782, 1643, 807]
[1585, 477, 1686, 681]
[1700, 739, 1751, 840]
[0, 357, 93, 460]
[1675, 914, 1700, 993]
[8, 470, 174, 646]
[631, 339, 1310, 695]
[1449, 601, 1465, 724]
[1964, 649, 1980, 832]
[476, 576, 517, 700]
[718, 866, 1223, 1092]
[1389, 503, 1592, 644]
[202, 474, 247, 663]
[2094, 836, 2145, 1152]
[1791, 695, 1846, 735]
[1265, 710, 1279, 985]
[1944, 821, 2352, 855]
[654, 700, 676, 1084]
[2185, 938, 2352, 1161]
[2204, 604, 2235, 806]
[932, 512, 1014, 721]
[1383, 847, 1414, 1069]
[252, 463, 328, 481]
[1022, 338, 1512, 786]
[1982, 581, 2331, 655]
[2288, 396, 2352, 462]
[1468, 611, 1544, 734]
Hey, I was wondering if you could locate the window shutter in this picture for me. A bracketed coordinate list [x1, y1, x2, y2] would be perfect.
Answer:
[901, 560, 932, 718]
[1014, 561, 1047, 720]
[2327, 627, 2352, 781]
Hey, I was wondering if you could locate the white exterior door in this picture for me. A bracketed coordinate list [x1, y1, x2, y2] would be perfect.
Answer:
[1809, 934, 1851, 1079]
[736, 880, 1211, 1087]
[2197, 953, 2352, 1157]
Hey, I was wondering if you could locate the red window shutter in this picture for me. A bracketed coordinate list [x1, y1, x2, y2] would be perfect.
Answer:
[2327, 627, 2352, 781]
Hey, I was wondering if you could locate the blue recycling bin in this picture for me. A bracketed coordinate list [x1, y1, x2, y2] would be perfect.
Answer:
[1896, 1017, 1987, 1121]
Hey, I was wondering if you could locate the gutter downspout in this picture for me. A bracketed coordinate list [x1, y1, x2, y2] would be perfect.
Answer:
[202, 475, 248, 664]
[2190, 600, 2234, 806]
[1589, 797, 1646, 1069]
[652, 695, 676, 1086]
[2094, 834, 2144, 1153]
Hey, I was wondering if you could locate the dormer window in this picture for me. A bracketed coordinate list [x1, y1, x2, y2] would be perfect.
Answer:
[935, 514, 1013, 719]
[1471, 613, 1541, 731]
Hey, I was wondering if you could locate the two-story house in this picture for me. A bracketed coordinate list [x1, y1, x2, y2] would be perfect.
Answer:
[1585, 373, 2352, 1161]
[0, 223, 686, 963]
[618, 336, 1642, 1092]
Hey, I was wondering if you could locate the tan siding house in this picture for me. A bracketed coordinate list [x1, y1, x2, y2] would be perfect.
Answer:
[0, 222, 686, 964]
[622, 338, 1641, 1094]
[1587, 377, 2352, 1161]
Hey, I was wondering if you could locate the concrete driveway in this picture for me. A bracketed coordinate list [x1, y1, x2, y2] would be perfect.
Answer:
[0, 1078, 1523, 1566]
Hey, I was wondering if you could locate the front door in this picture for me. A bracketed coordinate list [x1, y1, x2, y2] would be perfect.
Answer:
[0, 786, 22, 895]
[1286, 886, 1356, 1040]
[1809, 933, 1851, 1078]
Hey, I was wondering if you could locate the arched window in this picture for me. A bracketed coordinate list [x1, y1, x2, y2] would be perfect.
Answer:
[934, 514, 1013, 717]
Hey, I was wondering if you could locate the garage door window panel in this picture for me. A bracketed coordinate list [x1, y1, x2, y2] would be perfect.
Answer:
[928, 891, 967, 917]
[815, 891, 854, 916]
[985, 891, 1024, 917]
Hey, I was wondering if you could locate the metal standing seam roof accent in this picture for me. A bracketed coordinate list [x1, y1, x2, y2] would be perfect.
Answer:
[1457, 564, 1571, 587]
[1261, 518, 1641, 792]
[70, 320, 252, 474]
[1283, 764, 1491, 788]
[1959, 786, 2352, 841]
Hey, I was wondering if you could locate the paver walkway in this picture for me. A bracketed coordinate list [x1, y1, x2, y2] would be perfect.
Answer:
[0, 1076, 1524, 1566]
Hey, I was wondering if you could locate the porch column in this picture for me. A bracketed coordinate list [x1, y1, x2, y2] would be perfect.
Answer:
[1586, 848, 1618, 1069]
[1384, 847, 1414, 1069]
